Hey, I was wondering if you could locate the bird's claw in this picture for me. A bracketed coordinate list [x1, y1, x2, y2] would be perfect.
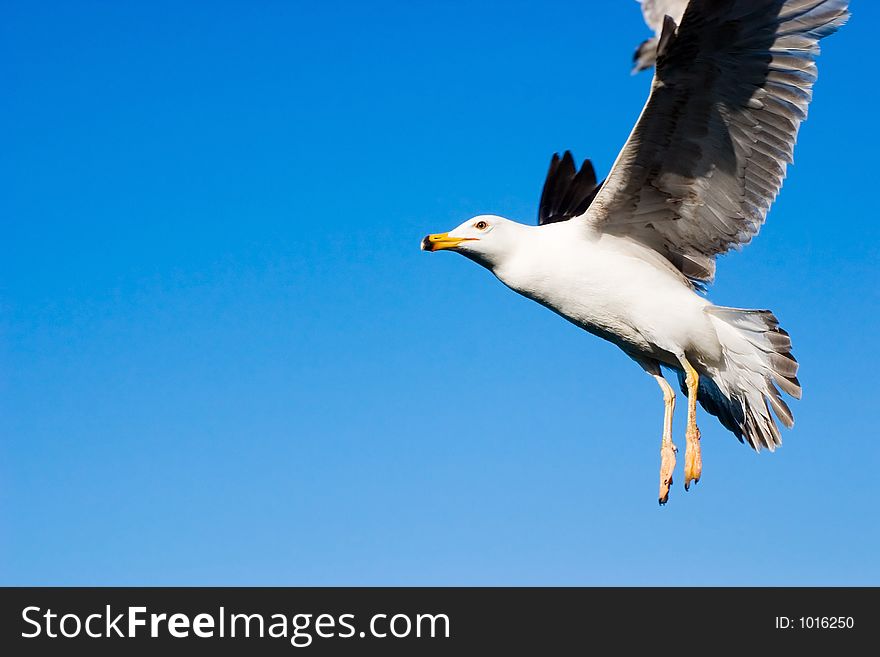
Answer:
[659, 475, 673, 505]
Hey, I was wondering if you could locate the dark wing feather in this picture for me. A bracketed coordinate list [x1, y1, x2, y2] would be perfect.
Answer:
[641, 0, 691, 33]
[538, 151, 601, 225]
[587, 0, 850, 282]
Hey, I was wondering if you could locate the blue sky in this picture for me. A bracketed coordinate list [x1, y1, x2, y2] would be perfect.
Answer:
[2, 1, 877, 585]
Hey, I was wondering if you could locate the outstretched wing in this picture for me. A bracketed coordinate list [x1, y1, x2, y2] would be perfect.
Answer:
[538, 151, 601, 225]
[589, 0, 849, 282]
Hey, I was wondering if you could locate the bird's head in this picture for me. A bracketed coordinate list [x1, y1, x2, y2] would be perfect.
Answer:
[421, 214, 521, 269]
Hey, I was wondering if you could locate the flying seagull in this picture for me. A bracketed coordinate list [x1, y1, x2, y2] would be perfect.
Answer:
[422, 0, 849, 504]
[632, 0, 689, 73]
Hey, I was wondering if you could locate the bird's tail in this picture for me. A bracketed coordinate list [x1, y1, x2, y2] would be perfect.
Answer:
[687, 306, 801, 451]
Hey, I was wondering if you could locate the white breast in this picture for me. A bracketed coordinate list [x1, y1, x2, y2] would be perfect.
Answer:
[492, 222, 721, 365]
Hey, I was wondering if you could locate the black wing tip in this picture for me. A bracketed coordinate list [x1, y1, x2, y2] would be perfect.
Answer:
[580, 158, 596, 182]
[537, 151, 601, 226]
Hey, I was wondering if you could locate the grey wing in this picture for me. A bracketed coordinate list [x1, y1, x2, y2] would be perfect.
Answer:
[596, 0, 849, 282]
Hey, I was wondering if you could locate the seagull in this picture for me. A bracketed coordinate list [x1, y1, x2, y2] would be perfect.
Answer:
[422, 0, 849, 504]
[632, 0, 690, 73]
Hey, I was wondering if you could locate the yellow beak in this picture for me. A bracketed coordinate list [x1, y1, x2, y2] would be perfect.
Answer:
[421, 233, 476, 252]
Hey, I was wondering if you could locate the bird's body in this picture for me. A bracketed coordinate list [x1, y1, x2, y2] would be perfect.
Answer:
[490, 221, 716, 366]
[423, 0, 850, 503]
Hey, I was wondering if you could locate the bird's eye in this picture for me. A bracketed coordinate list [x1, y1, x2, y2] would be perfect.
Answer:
[475, 220, 489, 230]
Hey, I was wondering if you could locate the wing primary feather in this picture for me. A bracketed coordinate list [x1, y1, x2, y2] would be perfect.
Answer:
[537, 151, 602, 225]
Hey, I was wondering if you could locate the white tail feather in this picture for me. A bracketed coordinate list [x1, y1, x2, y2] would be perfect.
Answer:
[704, 307, 800, 451]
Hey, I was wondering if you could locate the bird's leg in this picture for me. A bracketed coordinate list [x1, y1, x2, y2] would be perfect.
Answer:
[656, 374, 677, 505]
[639, 360, 677, 505]
[678, 356, 702, 490]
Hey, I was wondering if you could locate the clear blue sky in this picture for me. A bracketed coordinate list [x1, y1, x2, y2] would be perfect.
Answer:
[2, 1, 877, 585]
